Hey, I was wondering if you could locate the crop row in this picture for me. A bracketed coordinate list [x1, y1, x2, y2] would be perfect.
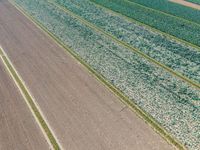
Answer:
[54, 0, 200, 84]
[90, 0, 200, 47]
[15, 0, 200, 149]
[128, 0, 200, 24]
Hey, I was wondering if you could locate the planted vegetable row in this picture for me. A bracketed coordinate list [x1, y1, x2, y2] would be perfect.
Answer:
[54, 0, 200, 84]
[90, 0, 200, 47]
[128, 0, 200, 24]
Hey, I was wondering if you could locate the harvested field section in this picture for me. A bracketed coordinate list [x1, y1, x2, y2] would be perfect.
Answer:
[11, 0, 200, 149]
[54, 0, 200, 85]
[0, 1, 173, 149]
[0, 56, 50, 150]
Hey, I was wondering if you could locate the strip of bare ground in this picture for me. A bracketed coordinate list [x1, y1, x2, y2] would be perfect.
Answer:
[169, 0, 200, 10]
[0, 0, 174, 150]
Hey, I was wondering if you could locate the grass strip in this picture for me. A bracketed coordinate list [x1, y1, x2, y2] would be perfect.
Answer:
[9, 1, 186, 149]
[0, 47, 60, 150]
[48, 0, 200, 90]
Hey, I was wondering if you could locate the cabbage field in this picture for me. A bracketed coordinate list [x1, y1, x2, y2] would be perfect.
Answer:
[91, 0, 200, 47]
[13, 0, 200, 149]
[129, 0, 200, 24]
[53, 0, 200, 86]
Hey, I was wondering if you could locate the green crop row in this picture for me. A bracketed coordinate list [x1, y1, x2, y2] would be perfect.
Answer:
[128, 0, 200, 24]
[15, 0, 200, 149]
[90, 0, 200, 47]
[54, 0, 200, 84]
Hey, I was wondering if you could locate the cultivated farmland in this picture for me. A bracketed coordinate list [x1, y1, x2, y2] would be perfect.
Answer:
[0, 1, 172, 150]
[129, 0, 200, 23]
[0, 0, 200, 149]
[91, 0, 200, 47]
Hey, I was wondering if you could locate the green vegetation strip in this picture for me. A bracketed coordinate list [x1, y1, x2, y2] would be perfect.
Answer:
[54, 0, 200, 84]
[0, 47, 60, 150]
[126, 0, 200, 27]
[9, 1, 185, 149]
[90, 0, 200, 48]
[90, 1, 200, 53]
[48, 0, 200, 90]
[128, 0, 200, 24]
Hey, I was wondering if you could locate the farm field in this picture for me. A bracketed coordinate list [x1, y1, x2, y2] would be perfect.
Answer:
[52, 0, 200, 86]
[0, 56, 50, 149]
[0, 0, 200, 149]
[91, 0, 200, 47]
[0, 0, 173, 149]
[128, 0, 200, 24]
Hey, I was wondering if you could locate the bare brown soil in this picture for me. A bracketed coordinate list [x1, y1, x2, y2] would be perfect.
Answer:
[170, 0, 200, 10]
[0, 0, 173, 149]
[0, 60, 50, 150]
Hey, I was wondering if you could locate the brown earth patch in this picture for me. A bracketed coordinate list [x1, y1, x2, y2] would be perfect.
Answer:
[169, 0, 200, 10]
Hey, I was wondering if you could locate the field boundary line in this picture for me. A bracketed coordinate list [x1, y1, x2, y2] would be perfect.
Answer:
[90, 0, 200, 51]
[49, 0, 199, 90]
[0, 46, 61, 150]
[125, 0, 200, 26]
[172, 0, 200, 10]
[9, 1, 186, 149]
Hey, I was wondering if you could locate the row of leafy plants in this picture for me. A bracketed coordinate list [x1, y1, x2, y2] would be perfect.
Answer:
[54, 0, 200, 84]
[90, 0, 200, 47]
[128, 0, 200, 24]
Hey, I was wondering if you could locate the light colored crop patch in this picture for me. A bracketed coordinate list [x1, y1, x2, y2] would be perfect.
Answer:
[12, 0, 200, 149]
[170, 0, 200, 10]
[187, 0, 200, 5]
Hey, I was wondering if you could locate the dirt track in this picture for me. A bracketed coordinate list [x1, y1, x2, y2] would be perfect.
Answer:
[170, 0, 200, 10]
[0, 59, 50, 150]
[0, 0, 173, 149]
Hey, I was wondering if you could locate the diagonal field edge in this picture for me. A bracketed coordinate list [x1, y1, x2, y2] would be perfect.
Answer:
[126, 0, 200, 26]
[186, 0, 200, 5]
[90, 0, 200, 52]
[9, 1, 186, 149]
[48, 0, 200, 90]
[0, 46, 61, 150]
